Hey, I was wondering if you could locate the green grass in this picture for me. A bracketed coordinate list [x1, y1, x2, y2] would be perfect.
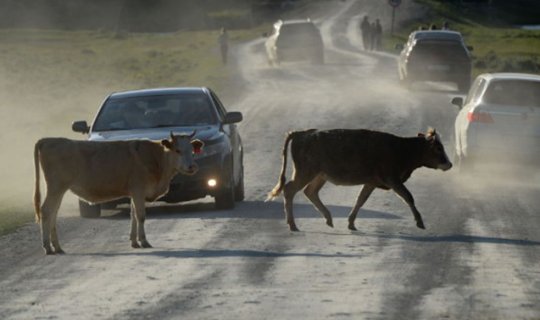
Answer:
[0, 27, 263, 236]
[383, 0, 540, 77]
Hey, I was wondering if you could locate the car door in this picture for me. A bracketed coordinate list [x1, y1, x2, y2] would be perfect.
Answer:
[209, 90, 242, 183]
[455, 77, 487, 155]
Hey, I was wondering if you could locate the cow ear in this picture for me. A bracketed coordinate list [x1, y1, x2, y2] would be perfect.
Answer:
[191, 139, 204, 154]
[161, 139, 173, 149]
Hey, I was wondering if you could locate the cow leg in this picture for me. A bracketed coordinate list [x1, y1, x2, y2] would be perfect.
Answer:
[129, 202, 140, 248]
[283, 171, 313, 232]
[132, 196, 152, 248]
[303, 175, 333, 228]
[390, 182, 425, 229]
[40, 190, 65, 255]
[347, 184, 376, 231]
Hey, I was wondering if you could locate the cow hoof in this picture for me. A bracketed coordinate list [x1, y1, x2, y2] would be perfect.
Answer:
[326, 220, 334, 228]
[55, 249, 66, 254]
[416, 221, 426, 229]
[131, 242, 141, 249]
[43, 247, 54, 255]
[141, 241, 153, 248]
[348, 224, 357, 231]
[289, 225, 300, 232]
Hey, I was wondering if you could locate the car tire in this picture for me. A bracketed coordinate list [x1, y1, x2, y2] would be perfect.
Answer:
[79, 200, 101, 218]
[215, 186, 235, 210]
[234, 164, 245, 202]
[215, 163, 235, 210]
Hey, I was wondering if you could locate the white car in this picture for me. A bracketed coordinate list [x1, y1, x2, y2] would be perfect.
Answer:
[452, 73, 540, 170]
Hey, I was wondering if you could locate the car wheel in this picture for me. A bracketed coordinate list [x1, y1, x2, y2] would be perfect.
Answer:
[79, 200, 101, 218]
[215, 185, 235, 210]
[215, 164, 235, 210]
[234, 164, 245, 202]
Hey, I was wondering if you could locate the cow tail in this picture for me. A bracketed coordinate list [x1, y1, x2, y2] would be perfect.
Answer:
[34, 140, 42, 223]
[266, 131, 295, 201]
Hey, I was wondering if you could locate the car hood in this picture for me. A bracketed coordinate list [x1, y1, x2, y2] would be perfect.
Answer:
[88, 126, 222, 143]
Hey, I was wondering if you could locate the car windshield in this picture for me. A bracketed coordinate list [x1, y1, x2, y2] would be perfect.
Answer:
[92, 93, 218, 131]
[483, 79, 540, 108]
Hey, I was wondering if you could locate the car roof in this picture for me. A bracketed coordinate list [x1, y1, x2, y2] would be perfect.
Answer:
[480, 72, 540, 82]
[412, 30, 463, 41]
[109, 87, 210, 99]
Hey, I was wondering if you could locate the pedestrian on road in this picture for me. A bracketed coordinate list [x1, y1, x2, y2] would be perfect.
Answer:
[360, 15, 371, 51]
[372, 19, 382, 51]
[218, 27, 229, 65]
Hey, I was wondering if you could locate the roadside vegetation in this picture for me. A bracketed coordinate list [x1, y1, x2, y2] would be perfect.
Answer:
[385, 0, 540, 77]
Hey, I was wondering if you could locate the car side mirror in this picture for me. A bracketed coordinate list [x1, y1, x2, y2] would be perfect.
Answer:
[451, 97, 464, 109]
[224, 111, 243, 124]
[467, 45, 474, 51]
[395, 43, 404, 51]
[72, 120, 90, 134]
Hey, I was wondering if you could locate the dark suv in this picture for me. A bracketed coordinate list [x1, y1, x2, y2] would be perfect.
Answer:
[264, 19, 324, 65]
[398, 30, 472, 91]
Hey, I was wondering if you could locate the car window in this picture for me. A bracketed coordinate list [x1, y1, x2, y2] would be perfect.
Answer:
[92, 93, 218, 131]
[412, 41, 467, 58]
[483, 79, 540, 108]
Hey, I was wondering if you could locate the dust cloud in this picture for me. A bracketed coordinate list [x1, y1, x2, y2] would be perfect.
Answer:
[0, 65, 138, 215]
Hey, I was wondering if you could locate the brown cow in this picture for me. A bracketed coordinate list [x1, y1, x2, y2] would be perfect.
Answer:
[267, 128, 452, 231]
[33, 132, 203, 254]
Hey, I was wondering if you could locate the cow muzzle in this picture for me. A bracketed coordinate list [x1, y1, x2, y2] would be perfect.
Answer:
[439, 161, 453, 171]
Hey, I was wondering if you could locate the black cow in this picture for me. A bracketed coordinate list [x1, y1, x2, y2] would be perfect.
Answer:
[266, 128, 452, 231]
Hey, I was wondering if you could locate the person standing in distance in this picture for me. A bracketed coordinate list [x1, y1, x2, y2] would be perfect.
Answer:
[218, 27, 229, 65]
[360, 16, 371, 51]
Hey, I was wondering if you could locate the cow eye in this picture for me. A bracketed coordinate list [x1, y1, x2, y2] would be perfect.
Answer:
[175, 150, 182, 154]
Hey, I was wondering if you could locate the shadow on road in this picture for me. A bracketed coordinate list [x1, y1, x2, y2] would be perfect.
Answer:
[80, 248, 360, 259]
[355, 232, 540, 247]
[102, 200, 403, 221]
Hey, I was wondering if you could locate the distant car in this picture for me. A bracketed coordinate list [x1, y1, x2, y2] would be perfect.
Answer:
[397, 30, 473, 91]
[452, 73, 540, 170]
[264, 19, 324, 65]
[72, 87, 244, 217]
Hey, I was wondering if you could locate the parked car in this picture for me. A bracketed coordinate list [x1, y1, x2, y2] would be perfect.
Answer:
[452, 73, 540, 170]
[397, 30, 473, 91]
[264, 18, 324, 65]
[72, 87, 244, 217]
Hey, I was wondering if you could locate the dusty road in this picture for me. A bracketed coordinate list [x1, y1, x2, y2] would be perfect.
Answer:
[1, 1, 540, 319]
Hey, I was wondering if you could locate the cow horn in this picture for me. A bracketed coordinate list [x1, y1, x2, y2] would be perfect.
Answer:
[189, 130, 197, 139]
[170, 131, 174, 140]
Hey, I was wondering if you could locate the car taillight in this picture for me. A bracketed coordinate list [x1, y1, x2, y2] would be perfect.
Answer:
[467, 111, 494, 123]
